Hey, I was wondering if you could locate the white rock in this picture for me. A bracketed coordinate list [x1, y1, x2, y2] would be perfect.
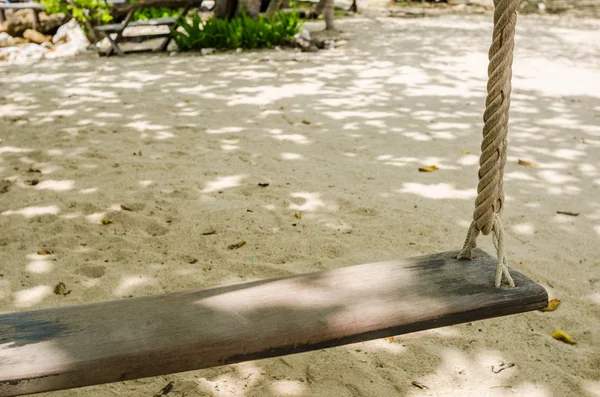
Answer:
[52, 19, 89, 52]
[201, 48, 215, 56]
[0, 43, 48, 63]
[295, 29, 312, 42]
[0, 32, 16, 48]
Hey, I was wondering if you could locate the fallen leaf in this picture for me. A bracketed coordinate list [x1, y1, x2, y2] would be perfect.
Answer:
[462, 149, 471, 154]
[37, 250, 53, 255]
[552, 330, 576, 344]
[184, 99, 192, 103]
[112, 163, 120, 168]
[418, 165, 438, 172]
[302, 120, 311, 125]
[26, 179, 39, 186]
[258, 183, 270, 187]
[153, 381, 174, 397]
[386, 336, 394, 343]
[138, 151, 142, 156]
[518, 159, 539, 167]
[228, 241, 246, 250]
[189, 258, 198, 264]
[295, 213, 302, 220]
[411, 381, 428, 390]
[0, 180, 12, 194]
[101, 219, 113, 225]
[556, 211, 579, 217]
[120, 204, 133, 211]
[491, 362, 515, 373]
[540, 299, 561, 312]
[53, 282, 71, 296]
[202, 228, 217, 235]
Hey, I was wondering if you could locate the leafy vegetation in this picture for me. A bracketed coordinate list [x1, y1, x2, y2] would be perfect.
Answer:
[173, 10, 302, 51]
[40, 0, 112, 25]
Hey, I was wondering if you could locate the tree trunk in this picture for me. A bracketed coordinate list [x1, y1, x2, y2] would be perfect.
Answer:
[323, 0, 334, 30]
[213, 0, 238, 18]
[266, 0, 282, 15]
[348, 0, 357, 12]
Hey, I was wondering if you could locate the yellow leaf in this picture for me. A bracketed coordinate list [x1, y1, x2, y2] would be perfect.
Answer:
[539, 299, 561, 312]
[37, 250, 53, 255]
[101, 219, 113, 225]
[295, 213, 302, 220]
[518, 159, 539, 167]
[53, 282, 71, 296]
[462, 149, 470, 154]
[418, 165, 438, 172]
[386, 336, 394, 343]
[302, 120, 311, 125]
[552, 330, 576, 344]
[228, 241, 246, 250]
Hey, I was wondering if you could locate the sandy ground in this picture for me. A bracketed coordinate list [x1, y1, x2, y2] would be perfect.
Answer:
[1, 13, 600, 397]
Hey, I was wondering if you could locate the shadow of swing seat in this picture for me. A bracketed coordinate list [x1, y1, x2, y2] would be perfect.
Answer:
[0, 249, 547, 397]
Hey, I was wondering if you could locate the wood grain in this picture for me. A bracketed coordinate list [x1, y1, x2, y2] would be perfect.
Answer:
[0, 249, 547, 396]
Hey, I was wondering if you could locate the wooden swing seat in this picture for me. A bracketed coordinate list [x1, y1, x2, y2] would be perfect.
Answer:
[0, 249, 547, 397]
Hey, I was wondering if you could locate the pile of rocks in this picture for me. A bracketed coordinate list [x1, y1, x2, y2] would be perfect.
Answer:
[0, 19, 90, 62]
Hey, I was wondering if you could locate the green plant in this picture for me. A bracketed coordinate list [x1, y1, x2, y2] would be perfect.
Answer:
[132, 7, 182, 21]
[41, 0, 113, 25]
[173, 10, 302, 51]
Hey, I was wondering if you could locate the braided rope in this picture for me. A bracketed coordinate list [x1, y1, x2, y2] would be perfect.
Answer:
[458, 0, 521, 288]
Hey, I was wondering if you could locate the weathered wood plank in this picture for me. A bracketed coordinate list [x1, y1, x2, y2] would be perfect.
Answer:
[0, 249, 547, 396]
[94, 17, 178, 32]
[0, 3, 43, 10]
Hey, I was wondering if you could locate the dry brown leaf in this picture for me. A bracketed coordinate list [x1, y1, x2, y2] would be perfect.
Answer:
[202, 228, 217, 236]
[556, 211, 579, 217]
[491, 362, 515, 373]
[138, 151, 142, 156]
[302, 120, 311, 125]
[418, 165, 438, 172]
[552, 330, 576, 344]
[411, 381, 429, 390]
[37, 250, 53, 255]
[228, 241, 246, 250]
[26, 179, 40, 186]
[540, 299, 561, 312]
[386, 336, 394, 343]
[120, 204, 133, 211]
[53, 282, 71, 296]
[258, 183, 270, 187]
[518, 159, 539, 167]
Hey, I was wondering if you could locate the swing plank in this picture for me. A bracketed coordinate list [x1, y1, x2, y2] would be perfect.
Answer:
[0, 249, 547, 397]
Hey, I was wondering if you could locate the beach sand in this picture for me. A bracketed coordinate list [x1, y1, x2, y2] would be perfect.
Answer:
[1, 13, 599, 397]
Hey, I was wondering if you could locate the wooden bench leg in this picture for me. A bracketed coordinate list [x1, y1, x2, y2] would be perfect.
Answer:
[105, 34, 125, 56]
[161, 5, 191, 52]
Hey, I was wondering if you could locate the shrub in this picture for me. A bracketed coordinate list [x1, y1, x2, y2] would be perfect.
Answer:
[40, 0, 113, 25]
[132, 6, 182, 22]
[173, 10, 302, 51]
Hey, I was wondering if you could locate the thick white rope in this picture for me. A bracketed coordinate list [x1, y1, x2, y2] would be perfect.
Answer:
[458, 0, 520, 288]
